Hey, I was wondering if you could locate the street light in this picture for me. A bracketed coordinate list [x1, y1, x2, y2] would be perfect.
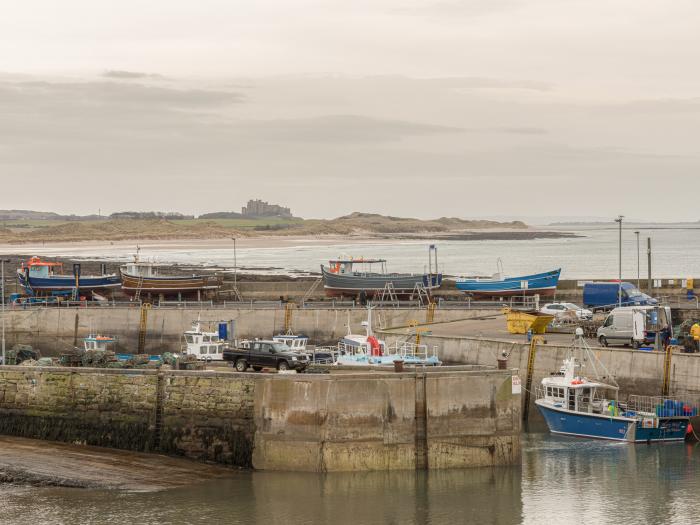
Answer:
[634, 231, 640, 289]
[614, 216, 624, 307]
[1, 258, 10, 366]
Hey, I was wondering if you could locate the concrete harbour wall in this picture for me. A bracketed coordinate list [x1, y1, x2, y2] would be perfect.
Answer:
[2, 306, 492, 356]
[0, 366, 520, 472]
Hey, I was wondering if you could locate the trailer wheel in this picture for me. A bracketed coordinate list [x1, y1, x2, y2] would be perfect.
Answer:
[598, 336, 608, 347]
[632, 340, 640, 349]
[235, 359, 248, 372]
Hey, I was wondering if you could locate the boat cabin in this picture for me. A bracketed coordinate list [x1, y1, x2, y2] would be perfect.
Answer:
[22, 257, 63, 278]
[327, 258, 387, 275]
[83, 335, 117, 352]
[540, 357, 619, 416]
[183, 322, 226, 360]
[272, 334, 309, 351]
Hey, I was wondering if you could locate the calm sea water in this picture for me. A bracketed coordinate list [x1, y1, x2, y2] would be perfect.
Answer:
[2, 432, 699, 525]
[7, 224, 700, 279]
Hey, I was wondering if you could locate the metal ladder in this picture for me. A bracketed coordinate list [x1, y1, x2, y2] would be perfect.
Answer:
[137, 303, 151, 354]
[301, 278, 323, 305]
[134, 276, 145, 302]
[411, 282, 430, 306]
[379, 282, 398, 302]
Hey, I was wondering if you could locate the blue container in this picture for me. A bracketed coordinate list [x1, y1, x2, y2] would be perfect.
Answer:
[218, 322, 228, 341]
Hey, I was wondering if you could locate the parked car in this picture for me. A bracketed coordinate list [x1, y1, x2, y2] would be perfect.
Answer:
[583, 282, 657, 310]
[596, 305, 672, 348]
[540, 302, 593, 320]
[223, 340, 309, 372]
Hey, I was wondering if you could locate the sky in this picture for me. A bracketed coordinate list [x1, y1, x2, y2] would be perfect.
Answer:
[1, 0, 699, 220]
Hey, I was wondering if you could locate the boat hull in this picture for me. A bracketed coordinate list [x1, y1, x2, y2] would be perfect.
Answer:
[120, 270, 221, 297]
[321, 266, 442, 297]
[537, 401, 688, 442]
[456, 269, 561, 297]
[17, 272, 121, 292]
[537, 401, 635, 441]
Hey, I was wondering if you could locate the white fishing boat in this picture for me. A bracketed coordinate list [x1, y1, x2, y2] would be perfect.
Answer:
[182, 321, 227, 361]
[335, 307, 441, 367]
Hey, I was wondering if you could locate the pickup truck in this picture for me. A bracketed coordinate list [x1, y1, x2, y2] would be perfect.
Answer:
[223, 340, 309, 372]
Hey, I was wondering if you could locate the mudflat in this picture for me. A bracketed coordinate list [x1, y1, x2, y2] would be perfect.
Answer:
[0, 436, 235, 491]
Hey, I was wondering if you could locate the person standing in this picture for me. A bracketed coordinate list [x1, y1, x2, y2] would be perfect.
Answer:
[690, 322, 700, 353]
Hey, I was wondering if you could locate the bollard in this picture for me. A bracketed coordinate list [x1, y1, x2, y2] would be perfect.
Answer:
[393, 359, 404, 373]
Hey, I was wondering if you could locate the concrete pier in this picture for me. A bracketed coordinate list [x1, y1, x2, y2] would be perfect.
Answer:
[0, 365, 521, 472]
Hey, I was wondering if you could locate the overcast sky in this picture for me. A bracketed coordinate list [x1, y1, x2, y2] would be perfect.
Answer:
[1, 0, 699, 220]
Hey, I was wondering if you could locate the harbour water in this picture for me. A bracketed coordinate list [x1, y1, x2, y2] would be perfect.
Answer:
[6, 224, 700, 279]
[2, 432, 700, 525]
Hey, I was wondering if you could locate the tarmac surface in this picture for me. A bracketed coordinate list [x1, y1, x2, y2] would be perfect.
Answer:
[407, 314, 602, 347]
[0, 436, 235, 491]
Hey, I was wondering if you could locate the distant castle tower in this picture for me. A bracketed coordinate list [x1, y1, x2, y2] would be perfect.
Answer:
[241, 199, 292, 218]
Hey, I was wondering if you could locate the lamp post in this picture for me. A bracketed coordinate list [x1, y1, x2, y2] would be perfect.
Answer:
[614, 216, 624, 307]
[634, 231, 640, 289]
[1, 258, 9, 366]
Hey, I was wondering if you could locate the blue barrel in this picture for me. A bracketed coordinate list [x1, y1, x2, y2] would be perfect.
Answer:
[218, 322, 228, 341]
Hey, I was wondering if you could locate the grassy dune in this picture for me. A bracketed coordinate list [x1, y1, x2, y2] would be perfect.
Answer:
[0, 213, 527, 244]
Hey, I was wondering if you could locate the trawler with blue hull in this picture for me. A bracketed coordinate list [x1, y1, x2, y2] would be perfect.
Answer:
[536, 329, 694, 442]
[18, 256, 121, 294]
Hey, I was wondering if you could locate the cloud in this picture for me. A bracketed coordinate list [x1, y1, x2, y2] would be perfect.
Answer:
[394, 0, 528, 18]
[102, 70, 165, 80]
[236, 115, 463, 143]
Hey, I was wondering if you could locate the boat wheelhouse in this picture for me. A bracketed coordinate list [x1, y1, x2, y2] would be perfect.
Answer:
[272, 333, 309, 352]
[83, 334, 117, 352]
[536, 329, 693, 442]
[18, 257, 121, 295]
[183, 321, 227, 361]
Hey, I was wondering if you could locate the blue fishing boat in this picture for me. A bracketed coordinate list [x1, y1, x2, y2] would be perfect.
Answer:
[456, 268, 561, 297]
[536, 330, 693, 442]
[17, 256, 121, 294]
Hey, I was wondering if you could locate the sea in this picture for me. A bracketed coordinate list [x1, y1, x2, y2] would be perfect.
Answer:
[8, 224, 700, 279]
[2, 432, 699, 525]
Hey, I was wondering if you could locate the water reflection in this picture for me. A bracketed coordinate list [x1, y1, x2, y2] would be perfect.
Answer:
[3, 434, 700, 524]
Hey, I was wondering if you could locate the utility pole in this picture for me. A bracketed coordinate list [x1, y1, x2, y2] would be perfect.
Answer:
[634, 230, 640, 289]
[1, 259, 9, 365]
[647, 237, 652, 294]
[615, 216, 624, 307]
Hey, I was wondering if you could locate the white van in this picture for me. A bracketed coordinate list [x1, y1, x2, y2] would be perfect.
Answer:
[596, 306, 671, 348]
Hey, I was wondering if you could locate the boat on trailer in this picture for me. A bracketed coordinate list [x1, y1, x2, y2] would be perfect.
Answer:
[456, 268, 561, 298]
[536, 329, 694, 442]
[320, 245, 442, 298]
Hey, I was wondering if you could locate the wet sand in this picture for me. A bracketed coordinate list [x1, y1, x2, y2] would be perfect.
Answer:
[0, 436, 235, 491]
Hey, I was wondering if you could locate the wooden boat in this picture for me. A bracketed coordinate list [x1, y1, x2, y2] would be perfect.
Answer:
[456, 268, 561, 298]
[120, 251, 221, 299]
[17, 256, 121, 294]
[321, 246, 442, 298]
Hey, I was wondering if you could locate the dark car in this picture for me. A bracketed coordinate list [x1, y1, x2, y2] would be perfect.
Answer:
[223, 340, 309, 372]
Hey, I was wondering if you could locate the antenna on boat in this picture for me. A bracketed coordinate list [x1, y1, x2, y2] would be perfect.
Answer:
[571, 327, 618, 389]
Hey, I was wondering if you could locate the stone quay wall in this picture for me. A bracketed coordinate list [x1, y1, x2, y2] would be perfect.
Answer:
[0, 365, 520, 472]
